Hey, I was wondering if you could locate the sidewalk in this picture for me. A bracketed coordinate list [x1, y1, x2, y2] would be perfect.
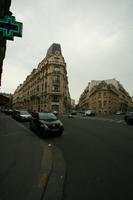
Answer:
[3, 111, 125, 199]
[0, 112, 64, 200]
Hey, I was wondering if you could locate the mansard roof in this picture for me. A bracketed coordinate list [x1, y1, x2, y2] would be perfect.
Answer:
[96, 81, 108, 89]
[89, 81, 119, 97]
[46, 43, 62, 57]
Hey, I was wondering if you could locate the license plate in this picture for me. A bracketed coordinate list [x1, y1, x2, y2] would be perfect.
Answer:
[51, 129, 58, 132]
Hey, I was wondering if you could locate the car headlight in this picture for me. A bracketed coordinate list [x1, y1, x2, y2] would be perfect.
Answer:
[20, 115, 25, 118]
[60, 122, 63, 127]
[40, 124, 48, 129]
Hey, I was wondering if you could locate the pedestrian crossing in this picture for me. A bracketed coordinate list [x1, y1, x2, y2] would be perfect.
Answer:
[81, 116, 126, 124]
[91, 117, 125, 124]
[64, 114, 126, 124]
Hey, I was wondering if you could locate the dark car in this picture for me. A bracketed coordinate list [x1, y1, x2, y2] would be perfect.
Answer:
[29, 112, 64, 136]
[71, 110, 77, 115]
[124, 112, 133, 125]
[68, 114, 74, 118]
[115, 111, 125, 115]
[13, 110, 32, 122]
[12, 109, 19, 119]
[4, 108, 13, 115]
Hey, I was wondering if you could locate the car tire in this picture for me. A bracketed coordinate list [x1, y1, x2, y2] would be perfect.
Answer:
[126, 120, 133, 125]
[36, 129, 41, 136]
[29, 122, 33, 131]
[57, 129, 64, 136]
[57, 132, 63, 136]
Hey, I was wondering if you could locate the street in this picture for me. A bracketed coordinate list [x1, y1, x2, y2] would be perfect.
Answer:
[1, 2, 133, 200]
[1, 113, 133, 200]
[45, 115, 133, 200]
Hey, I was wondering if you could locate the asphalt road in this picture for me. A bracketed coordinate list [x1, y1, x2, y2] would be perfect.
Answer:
[44, 115, 133, 200]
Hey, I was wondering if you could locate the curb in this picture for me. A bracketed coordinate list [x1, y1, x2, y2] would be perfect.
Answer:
[26, 142, 53, 200]
[5, 115, 66, 200]
[26, 142, 66, 200]
[42, 144, 66, 200]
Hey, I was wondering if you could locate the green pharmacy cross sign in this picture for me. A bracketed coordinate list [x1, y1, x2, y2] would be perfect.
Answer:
[0, 16, 23, 40]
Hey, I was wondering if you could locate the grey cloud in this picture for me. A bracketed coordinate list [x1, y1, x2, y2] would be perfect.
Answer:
[1, 0, 133, 100]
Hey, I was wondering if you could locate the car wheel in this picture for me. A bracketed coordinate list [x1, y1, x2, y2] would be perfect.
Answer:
[29, 122, 33, 131]
[57, 132, 63, 136]
[126, 120, 133, 125]
[57, 129, 63, 136]
[36, 129, 41, 136]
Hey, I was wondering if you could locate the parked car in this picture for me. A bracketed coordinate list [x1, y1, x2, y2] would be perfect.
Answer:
[4, 108, 13, 115]
[124, 112, 133, 125]
[12, 109, 19, 119]
[116, 111, 125, 115]
[71, 110, 77, 115]
[4, 108, 9, 114]
[29, 112, 64, 136]
[84, 110, 95, 116]
[13, 110, 32, 122]
[68, 114, 74, 118]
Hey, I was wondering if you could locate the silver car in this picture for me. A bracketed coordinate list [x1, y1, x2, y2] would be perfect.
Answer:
[15, 110, 32, 122]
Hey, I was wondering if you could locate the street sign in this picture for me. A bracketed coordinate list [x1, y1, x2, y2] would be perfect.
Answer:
[0, 15, 23, 40]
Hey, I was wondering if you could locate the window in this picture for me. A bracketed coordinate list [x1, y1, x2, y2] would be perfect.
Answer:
[98, 100, 102, 108]
[52, 104, 59, 112]
[98, 92, 101, 98]
[103, 101, 107, 106]
[37, 85, 39, 92]
[54, 66, 60, 72]
[53, 75, 60, 84]
[52, 95, 59, 102]
[52, 86, 60, 92]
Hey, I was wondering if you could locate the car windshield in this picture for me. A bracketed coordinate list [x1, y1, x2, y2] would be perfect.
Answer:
[86, 110, 91, 113]
[20, 111, 29, 115]
[128, 112, 133, 116]
[38, 113, 57, 121]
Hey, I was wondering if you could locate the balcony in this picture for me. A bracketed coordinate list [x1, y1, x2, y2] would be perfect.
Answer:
[51, 98, 59, 103]
[30, 95, 40, 100]
[52, 81, 60, 86]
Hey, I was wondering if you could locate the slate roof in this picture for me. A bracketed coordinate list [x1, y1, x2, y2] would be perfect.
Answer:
[46, 43, 62, 57]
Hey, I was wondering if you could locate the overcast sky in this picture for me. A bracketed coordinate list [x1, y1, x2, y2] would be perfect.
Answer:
[1, 0, 133, 102]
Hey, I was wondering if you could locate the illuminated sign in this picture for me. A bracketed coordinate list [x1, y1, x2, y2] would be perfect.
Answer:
[0, 16, 23, 40]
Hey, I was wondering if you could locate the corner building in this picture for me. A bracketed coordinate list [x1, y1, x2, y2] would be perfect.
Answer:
[78, 79, 133, 114]
[13, 43, 71, 113]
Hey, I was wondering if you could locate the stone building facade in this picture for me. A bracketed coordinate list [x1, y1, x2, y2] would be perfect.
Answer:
[0, 93, 10, 109]
[13, 43, 71, 113]
[78, 79, 133, 114]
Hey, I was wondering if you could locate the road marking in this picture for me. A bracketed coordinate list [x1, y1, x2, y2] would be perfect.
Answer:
[116, 120, 125, 123]
[65, 115, 125, 124]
